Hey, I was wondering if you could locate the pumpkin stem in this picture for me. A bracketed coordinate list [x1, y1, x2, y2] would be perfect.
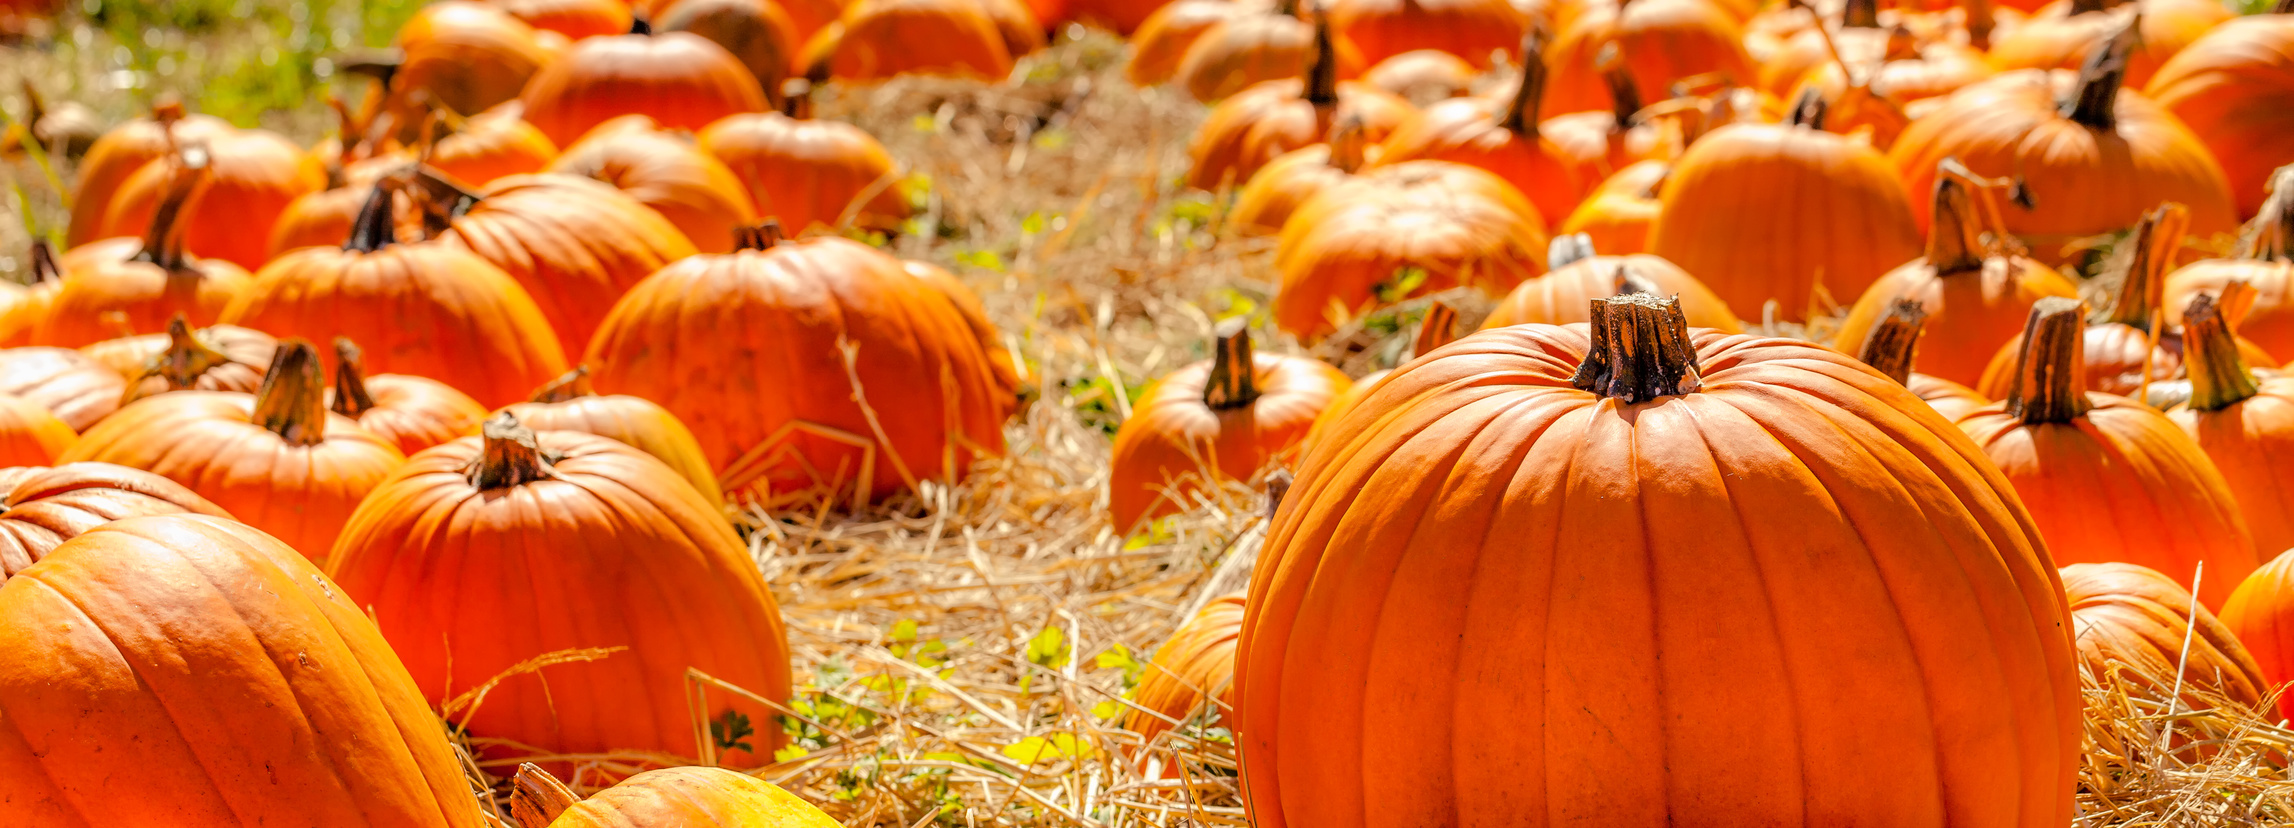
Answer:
[2181, 290, 2261, 411]
[28, 239, 61, 285]
[1326, 116, 1366, 174]
[1302, 8, 1339, 108]
[1497, 31, 1548, 137]
[1926, 170, 1988, 276]
[1856, 299, 1928, 384]
[251, 339, 331, 447]
[343, 181, 399, 253]
[330, 337, 378, 418]
[1841, 0, 1879, 28]
[2275, 0, 2293, 14]
[733, 220, 786, 251]
[2066, 0, 2107, 15]
[510, 764, 581, 828]
[2099, 202, 2185, 331]
[1202, 323, 1262, 410]
[1571, 293, 1703, 402]
[1274, 0, 1300, 16]
[1548, 232, 1597, 270]
[781, 79, 815, 119]
[1414, 301, 1459, 358]
[136, 146, 210, 271]
[2007, 297, 2092, 425]
[470, 413, 561, 490]
[2062, 15, 2138, 130]
[136, 315, 234, 393]
[403, 165, 484, 236]
[629, 14, 653, 34]
[530, 366, 597, 403]
[1964, 0, 1995, 48]
[2237, 164, 2294, 262]
[1596, 43, 1640, 132]
[1787, 87, 1828, 129]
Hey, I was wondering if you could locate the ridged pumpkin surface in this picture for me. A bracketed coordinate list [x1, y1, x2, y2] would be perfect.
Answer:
[0, 347, 126, 432]
[541, 767, 841, 828]
[518, 31, 770, 148]
[2220, 551, 2294, 721]
[0, 396, 77, 469]
[501, 370, 724, 505]
[2061, 561, 2268, 706]
[1125, 592, 1247, 749]
[1109, 334, 1348, 530]
[0, 462, 230, 583]
[2144, 16, 2294, 219]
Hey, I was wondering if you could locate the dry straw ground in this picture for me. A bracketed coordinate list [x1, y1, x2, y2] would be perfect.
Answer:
[6, 17, 2294, 828]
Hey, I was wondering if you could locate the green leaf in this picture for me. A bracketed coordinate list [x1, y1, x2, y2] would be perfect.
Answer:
[1091, 700, 1126, 720]
[1025, 626, 1069, 669]
[773, 744, 812, 762]
[711, 709, 756, 754]
[1021, 211, 1047, 236]
[890, 618, 919, 643]
[1000, 733, 1099, 765]
[1374, 266, 1431, 304]
[955, 249, 1007, 273]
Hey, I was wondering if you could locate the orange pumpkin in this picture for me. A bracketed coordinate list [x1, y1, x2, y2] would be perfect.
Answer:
[499, 366, 724, 504]
[1989, 0, 2230, 90]
[2145, 15, 2294, 220]
[391, 1, 556, 123]
[1855, 298, 1995, 421]
[326, 415, 790, 770]
[586, 226, 1017, 505]
[1030, 0, 1166, 33]
[2062, 561, 2269, 708]
[329, 338, 491, 457]
[0, 515, 487, 827]
[806, 0, 1016, 81]
[1958, 297, 2255, 607]
[1890, 25, 2237, 263]
[1647, 102, 1923, 323]
[518, 24, 769, 147]
[1537, 42, 1682, 173]
[38, 156, 254, 347]
[1124, 592, 1248, 751]
[1273, 161, 1549, 340]
[103, 317, 276, 404]
[2165, 290, 2294, 565]
[657, 0, 798, 105]
[1242, 294, 2077, 828]
[1835, 161, 2079, 386]
[1358, 48, 1478, 103]
[0, 347, 125, 432]
[548, 115, 760, 253]
[1110, 327, 1348, 530]
[95, 127, 327, 272]
[225, 185, 571, 408]
[508, 764, 839, 828]
[0, 462, 231, 582]
[2221, 545, 2294, 721]
[265, 155, 412, 258]
[427, 106, 560, 187]
[1176, 0, 1362, 102]
[1369, 33, 1589, 224]
[2164, 167, 2294, 360]
[1301, 301, 1458, 454]
[64, 101, 233, 248]
[1186, 14, 1415, 190]
[1480, 236, 1738, 331]
[1542, 0, 1752, 116]
[1558, 158, 1666, 254]
[58, 341, 406, 564]
[1324, 0, 1527, 69]
[0, 396, 76, 468]
[697, 80, 916, 235]
[1128, 0, 1260, 86]
[1229, 117, 1368, 235]
[487, 0, 634, 38]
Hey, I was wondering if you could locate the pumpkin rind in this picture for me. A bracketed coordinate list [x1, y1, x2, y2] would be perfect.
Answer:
[0, 397, 77, 470]
[518, 30, 770, 148]
[0, 347, 126, 432]
[1124, 592, 1247, 752]
[537, 766, 841, 828]
[0, 462, 230, 583]
[2144, 16, 2294, 219]
[1109, 330, 1349, 530]
[2062, 561, 2268, 707]
[547, 116, 760, 254]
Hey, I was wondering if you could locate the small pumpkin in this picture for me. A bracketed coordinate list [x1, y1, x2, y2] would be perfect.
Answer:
[2164, 166, 2294, 360]
[697, 79, 917, 235]
[1324, 0, 1527, 69]
[40, 153, 255, 347]
[1558, 157, 1666, 255]
[1855, 297, 1995, 422]
[1359, 48, 1479, 104]
[427, 106, 561, 187]
[2062, 561, 2269, 710]
[1229, 116, 1369, 235]
[64, 101, 233, 248]
[2144, 13, 2294, 220]
[1185, 12, 1415, 190]
[1175, 0, 1361, 102]
[548, 114, 760, 253]
[1109, 326, 1349, 531]
[391, 1, 556, 122]
[265, 154, 413, 258]
[1957, 297, 2255, 607]
[0, 347, 126, 432]
[330, 338, 491, 457]
[1368, 32, 1589, 224]
[105, 316, 276, 404]
[2165, 290, 2294, 566]
[656, 0, 798, 104]
[508, 763, 839, 828]
[1124, 592, 1248, 753]
[1542, 0, 1753, 116]
[518, 21, 769, 147]
[95, 127, 328, 272]
[806, 0, 1016, 81]
[1128, 0, 1260, 86]
[0, 462, 231, 583]
[1481, 235, 1738, 331]
[498, 366, 723, 504]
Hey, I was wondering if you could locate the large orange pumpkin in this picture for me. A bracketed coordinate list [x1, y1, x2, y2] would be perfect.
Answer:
[586, 226, 1017, 505]
[2061, 561, 2269, 707]
[2165, 167, 2294, 360]
[518, 24, 769, 147]
[0, 347, 125, 432]
[1835, 161, 2079, 386]
[264, 154, 413, 258]
[390, 1, 556, 122]
[1542, 0, 1752, 116]
[2145, 14, 2294, 220]
[329, 338, 491, 457]
[499, 367, 723, 504]
[1175, 0, 1361, 102]
[105, 317, 276, 404]
[1988, 0, 2231, 90]
[2220, 546, 2294, 721]
[1323, 0, 1527, 69]
[1958, 297, 2255, 607]
[1127, 0, 1260, 86]
[0, 515, 487, 828]
[1186, 14, 1416, 190]
[40, 156, 254, 348]
[1358, 48, 1479, 103]
[1240, 293, 2078, 828]
[508, 764, 839, 828]
[0, 462, 230, 582]
[1109, 327, 1349, 531]
[95, 127, 327, 272]
[224, 185, 571, 407]
[805, 0, 1016, 81]
[1124, 592, 1247, 752]
[64, 101, 232, 248]
[2165, 291, 2294, 565]
[1480, 237, 1738, 331]
[657, 0, 798, 107]
[1368, 33, 1589, 224]
[326, 415, 791, 770]
[547, 115, 760, 254]
[426, 106, 560, 187]
[697, 80, 917, 235]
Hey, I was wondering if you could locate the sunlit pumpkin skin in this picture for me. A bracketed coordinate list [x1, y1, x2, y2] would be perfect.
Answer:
[1989, 0, 2229, 90]
[64, 104, 233, 249]
[486, 0, 634, 39]
[0, 396, 76, 469]
[1835, 166, 2079, 386]
[981, 0, 1050, 60]
[2164, 291, 2294, 566]
[393, 1, 556, 122]
[1110, 329, 1349, 530]
[1359, 48, 1478, 103]
[1125, 592, 1247, 751]
[1648, 118, 1922, 323]
[0, 515, 487, 828]
[499, 367, 724, 505]
[1480, 246, 1739, 332]
[1542, 0, 1752, 116]
[1187, 16, 1416, 191]
[519, 28, 769, 148]
[587, 229, 1016, 504]
[1958, 297, 2254, 608]
[0, 347, 124, 432]
[329, 339, 491, 458]
[1241, 295, 2078, 828]
[100, 318, 276, 404]
[1914, 374, 1990, 421]
[428, 107, 560, 187]
[657, 0, 797, 105]
[1325, 0, 1526, 69]
[264, 156, 408, 258]
[810, 0, 1016, 81]
[697, 83, 915, 235]
[548, 115, 760, 254]
[1300, 302, 1460, 456]
[1128, 0, 1259, 86]
[2145, 16, 2294, 220]
[1370, 36, 1589, 224]
[1788, 34, 1997, 148]
[1229, 120, 1368, 235]
[2061, 561, 2269, 707]
[41, 166, 254, 348]
[1559, 158, 1665, 254]
[326, 419, 791, 771]
[510, 765, 840, 828]
[2221, 550, 2294, 721]
[1030, 0, 1165, 33]
[2164, 169, 2294, 360]
[0, 462, 231, 583]
[224, 186, 571, 408]
[96, 128, 327, 272]
[1176, 2, 1363, 102]
[1273, 161, 1550, 340]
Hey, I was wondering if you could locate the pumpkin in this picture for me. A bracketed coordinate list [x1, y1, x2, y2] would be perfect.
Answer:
[327, 415, 790, 770]
[1542, 0, 1752, 117]
[807, 0, 1016, 81]
[2145, 14, 2294, 220]
[224, 184, 571, 408]
[58, 341, 405, 564]
[548, 115, 760, 253]
[1480, 235, 1739, 331]
[1989, 0, 2230, 91]
[1889, 23, 2237, 264]
[981, 0, 1050, 60]
[1359, 48, 1478, 104]
[2165, 167, 2294, 360]
[1229, 117, 1368, 235]
[657, 0, 798, 104]
[1855, 297, 1996, 421]
[1558, 158, 1666, 254]
[1647, 99, 1923, 323]
[427, 106, 560, 187]
[1762, 0, 1995, 104]
[392, 1, 556, 123]
[1788, 31, 1997, 151]
[499, 366, 724, 504]
[1186, 13, 1415, 190]
[105, 316, 276, 404]
[95, 127, 327, 272]
[1273, 161, 1549, 340]
[1030, 0, 1165, 33]
[2164, 291, 2294, 565]
[406, 172, 696, 359]
[1958, 297, 2255, 607]
[2061, 561, 2269, 709]
[508, 764, 840, 828]
[1110, 327, 1348, 530]
[586, 225, 1017, 505]
[1368, 33, 1588, 224]
[81, 321, 271, 378]
[0, 347, 125, 432]
[330, 338, 491, 457]
[1536, 42, 1681, 173]
[64, 101, 233, 248]
[1176, 0, 1361, 102]
[37, 154, 254, 347]
[1301, 301, 1458, 455]
[697, 80, 916, 235]
[265, 155, 412, 258]
[0, 515, 487, 827]
[0, 396, 76, 468]
[1835, 160, 2079, 386]
[1324, 0, 1527, 69]
[2221, 546, 2294, 721]
[1128, 0, 1260, 86]
[0, 462, 231, 582]
[1124, 592, 1248, 752]
[1240, 293, 2078, 828]
[486, 0, 633, 39]
[518, 23, 769, 147]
